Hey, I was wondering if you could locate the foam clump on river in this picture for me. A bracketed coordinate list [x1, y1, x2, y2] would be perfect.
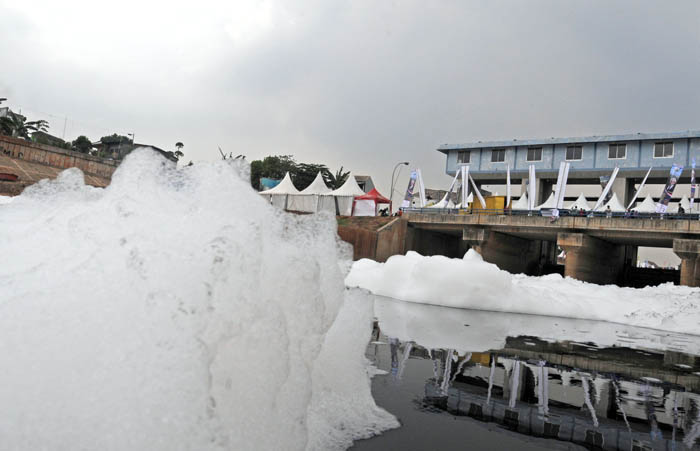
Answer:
[0, 149, 397, 450]
[346, 250, 700, 335]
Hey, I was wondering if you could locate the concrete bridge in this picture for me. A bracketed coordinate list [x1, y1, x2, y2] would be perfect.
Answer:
[403, 212, 700, 287]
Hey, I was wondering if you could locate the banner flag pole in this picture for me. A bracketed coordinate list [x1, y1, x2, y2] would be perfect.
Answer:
[461, 165, 469, 208]
[593, 167, 619, 211]
[528, 165, 536, 210]
[506, 164, 511, 208]
[416, 169, 427, 207]
[655, 164, 684, 213]
[626, 167, 652, 211]
[469, 174, 487, 209]
[690, 159, 696, 212]
[401, 169, 418, 209]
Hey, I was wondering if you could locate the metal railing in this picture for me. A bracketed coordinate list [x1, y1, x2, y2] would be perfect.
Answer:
[400, 207, 700, 220]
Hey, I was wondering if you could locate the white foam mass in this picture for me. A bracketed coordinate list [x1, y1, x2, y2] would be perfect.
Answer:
[346, 250, 700, 335]
[0, 149, 397, 450]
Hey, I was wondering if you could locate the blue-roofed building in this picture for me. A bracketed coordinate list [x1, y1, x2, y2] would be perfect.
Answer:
[438, 130, 700, 205]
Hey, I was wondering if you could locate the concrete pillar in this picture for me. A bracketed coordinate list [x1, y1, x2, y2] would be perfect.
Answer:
[557, 233, 625, 285]
[464, 228, 542, 275]
[673, 239, 700, 287]
[520, 177, 549, 205]
[540, 178, 554, 205]
[610, 176, 631, 207]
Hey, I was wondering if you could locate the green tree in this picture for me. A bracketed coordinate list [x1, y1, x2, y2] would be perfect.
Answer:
[248, 155, 344, 191]
[99, 134, 132, 145]
[250, 155, 298, 190]
[294, 162, 329, 190]
[0, 113, 49, 140]
[326, 166, 350, 189]
[72, 135, 93, 153]
[174, 142, 184, 160]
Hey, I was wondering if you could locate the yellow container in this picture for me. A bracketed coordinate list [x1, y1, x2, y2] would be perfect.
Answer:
[472, 196, 506, 214]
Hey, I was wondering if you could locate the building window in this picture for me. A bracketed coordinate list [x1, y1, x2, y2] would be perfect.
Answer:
[654, 142, 673, 158]
[527, 147, 542, 162]
[491, 148, 505, 163]
[457, 150, 470, 163]
[566, 145, 582, 161]
[608, 143, 626, 159]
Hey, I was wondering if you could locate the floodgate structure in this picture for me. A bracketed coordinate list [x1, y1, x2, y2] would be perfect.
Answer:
[434, 131, 700, 287]
[340, 131, 700, 287]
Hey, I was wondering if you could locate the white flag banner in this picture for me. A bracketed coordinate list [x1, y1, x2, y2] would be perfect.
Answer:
[528, 165, 536, 210]
[506, 164, 511, 208]
[626, 167, 652, 211]
[460, 165, 469, 208]
[469, 174, 487, 209]
[554, 162, 571, 209]
[593, 167, 619, 211]
[552, 162, 565, 209]
[401, 170, 418, 209]
[690, 158, 696, 212]
[438, 171, 460, 205]
[416, 168, 427, 207]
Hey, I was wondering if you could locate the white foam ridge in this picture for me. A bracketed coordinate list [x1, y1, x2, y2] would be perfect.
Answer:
[346, 250, 700, 335]
[0, 149, 397, 450]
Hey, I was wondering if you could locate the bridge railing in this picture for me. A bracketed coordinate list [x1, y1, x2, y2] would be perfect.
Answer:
[400, 207, 700, 220]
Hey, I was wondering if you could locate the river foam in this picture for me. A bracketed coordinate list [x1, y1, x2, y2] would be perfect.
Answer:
[0, 149, 397, 450]
[346, 250, 700, 335]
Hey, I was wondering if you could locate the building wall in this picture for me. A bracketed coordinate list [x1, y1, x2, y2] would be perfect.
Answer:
[0, 135, 118, 179]
[445, 136, 700, 176]
[552, 142, 596, 170]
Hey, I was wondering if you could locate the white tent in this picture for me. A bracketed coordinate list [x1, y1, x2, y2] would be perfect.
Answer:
[512, 193, 529, 210]
[259, 172, 299, 209]
[429, 193, 459, 209]
[535, 193, 557, 210]
[567, 193, 591, 211]
[428, 198, 448, 208]
[599, 192, 626, 212]
[455, 193, 473, 209]
[286, 172, 334, 213]
[330, 173, 365, 216]
[632, 194, 656, 213]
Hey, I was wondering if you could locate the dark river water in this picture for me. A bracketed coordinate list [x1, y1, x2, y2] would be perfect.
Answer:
[353, 296, 700, 451]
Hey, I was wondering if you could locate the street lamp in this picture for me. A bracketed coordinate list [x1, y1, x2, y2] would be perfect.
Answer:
[390, 161, 410, 212]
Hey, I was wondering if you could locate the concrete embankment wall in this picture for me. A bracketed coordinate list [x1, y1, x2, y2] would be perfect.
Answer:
[336, 216, 407, 262]
[0, 135, 118, 179]
[0, 135, 117, 195]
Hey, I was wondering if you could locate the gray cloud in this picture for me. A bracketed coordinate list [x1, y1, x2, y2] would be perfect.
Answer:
[1, 0, 700, 204]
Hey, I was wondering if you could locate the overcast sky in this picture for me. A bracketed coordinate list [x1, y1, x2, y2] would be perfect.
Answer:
[2, 0, 700, 209]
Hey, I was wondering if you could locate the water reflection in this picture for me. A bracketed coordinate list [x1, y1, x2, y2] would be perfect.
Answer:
[367, 296, 700, 450]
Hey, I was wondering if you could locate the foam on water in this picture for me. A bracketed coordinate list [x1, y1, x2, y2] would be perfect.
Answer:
[346, 250, 700, 335]
[0, 149, 397, 450]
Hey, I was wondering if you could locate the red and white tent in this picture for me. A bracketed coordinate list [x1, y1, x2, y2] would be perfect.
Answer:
[352, 188, 391, 216]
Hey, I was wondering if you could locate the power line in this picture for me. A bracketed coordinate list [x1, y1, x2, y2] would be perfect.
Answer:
[14, 104, 133, 141]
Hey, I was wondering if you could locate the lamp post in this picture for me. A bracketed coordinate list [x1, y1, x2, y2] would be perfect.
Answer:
[390, 161, 410, 212]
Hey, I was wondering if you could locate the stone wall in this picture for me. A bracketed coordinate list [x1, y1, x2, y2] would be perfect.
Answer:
[0, 135, 118, 179]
